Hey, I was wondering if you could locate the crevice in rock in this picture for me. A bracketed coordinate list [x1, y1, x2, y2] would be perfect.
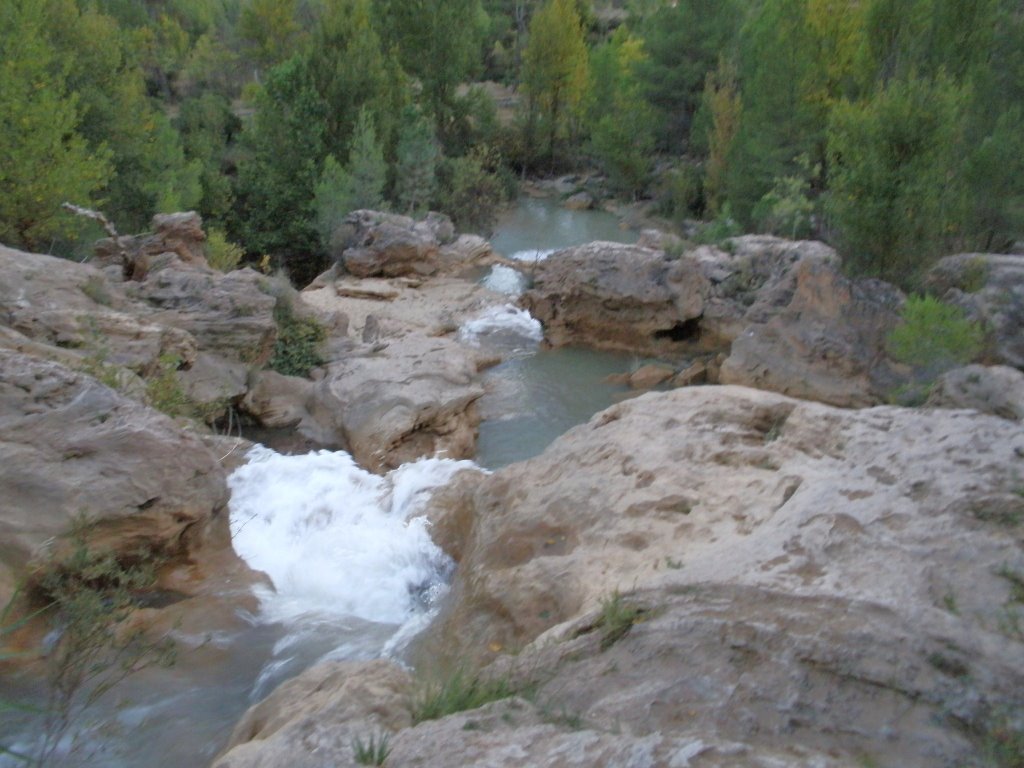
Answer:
[653, 318, 702, 343]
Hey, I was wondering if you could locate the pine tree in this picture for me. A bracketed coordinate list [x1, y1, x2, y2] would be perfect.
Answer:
[394, 106, 439, 215]
[0, 0, 111, 250]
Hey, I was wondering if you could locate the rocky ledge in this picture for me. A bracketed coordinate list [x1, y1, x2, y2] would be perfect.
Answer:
[215, 386, 1024, 767]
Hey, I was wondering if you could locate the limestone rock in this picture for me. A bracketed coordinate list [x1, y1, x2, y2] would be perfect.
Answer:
[628, 363, 674, 389]
[563, 191, 594, 210]
[301, 333, 485, 471]
[417, 386, 1024, 766]
[926, 253, 1024, 369]
[719, 256, 905, 406]
[0, 349, 234, 603]
[928, 364, 1024, 420]
[522, 241, 710, 356]
[94, 211, 208, 278]
[213, 659, 412, 768]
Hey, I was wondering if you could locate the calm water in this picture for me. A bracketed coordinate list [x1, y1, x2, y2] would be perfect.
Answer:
[490, 195, 636, 261]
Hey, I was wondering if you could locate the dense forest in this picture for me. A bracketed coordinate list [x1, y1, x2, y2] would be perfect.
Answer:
[2, 0, 1022, 287]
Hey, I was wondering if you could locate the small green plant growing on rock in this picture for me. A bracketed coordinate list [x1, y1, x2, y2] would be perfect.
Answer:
[596, 591, 645, 650]
[352, 731, 391, 766]
[269, 300, 326, 378]
[410, 666, 516, 724]
[145, 354, 192, 418]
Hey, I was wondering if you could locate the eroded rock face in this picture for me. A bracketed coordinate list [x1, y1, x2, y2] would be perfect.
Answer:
[0, 349, 233, 601]
[926, 253, 1024, 369]
[928, 364, 1024, 420]
[719, 255, 905, 406]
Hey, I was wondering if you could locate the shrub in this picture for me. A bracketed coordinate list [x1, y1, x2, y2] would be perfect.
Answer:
[269, 300, 325, 378]
[205, 228, 244, 273]
[145, 354, 193, 418]
[887, 295, 984, 372]
[596, 591, 645, 650]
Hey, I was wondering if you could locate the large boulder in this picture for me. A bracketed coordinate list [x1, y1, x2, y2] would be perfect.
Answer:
[522, 241, 710, 356]
[719, 255, 906, 406]
[0, 349, 237, 604]
[94, 211, 208, 279]
[926, 253, 1024, 369]
[331, 210, 473, 278]
[928, 364, 1024, 420]
[307, 333, 485, 472]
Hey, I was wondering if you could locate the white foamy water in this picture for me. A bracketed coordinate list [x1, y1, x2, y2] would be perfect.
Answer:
[228, 446, 476, 627]
[457, 304, 543, 349]
[509, 247, 556, 262]
[482, 264, 528, 295]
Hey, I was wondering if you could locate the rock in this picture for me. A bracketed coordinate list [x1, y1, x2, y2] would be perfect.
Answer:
[522, 241, 710, 356]
[241, 370, 316, 430]
[719, 255, 906, 407]
[628, 363, 674, 389]
[636, 228, 685, 253]
[670, 359, 707, 387]
[0, 349, 237, 604]
[439, 234, 494, 266]
[224, 386, 1024, 767]
[95, 211, 208, 278]
[928, 364, 1024, 420]
[213, 659, 413, 768]
[300, 333, 485, 471]
[334, 279, 400, 301]
[563, 191, 594, 210]
[926, 253, 1024, 369]
[332, 210, 442, 278]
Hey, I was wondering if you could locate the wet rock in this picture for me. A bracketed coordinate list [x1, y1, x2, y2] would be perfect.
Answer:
[928, 364, 1024, 420]
[926, 253, 1024, 369]
[628, 363, 674, 389]
[563, 191, 594, 210]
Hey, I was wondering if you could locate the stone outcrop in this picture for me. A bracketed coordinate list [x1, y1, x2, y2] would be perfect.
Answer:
[719, 255, 905, 407]
[928, 364, 1024, 420]
[926, 252, 1024, 369]
[0, 349, 236, 605]
[94, 211, 209, 279]
[522, 241, 710, 356]
[219, 386, 1024, 767]
[330, 210, 496, 279]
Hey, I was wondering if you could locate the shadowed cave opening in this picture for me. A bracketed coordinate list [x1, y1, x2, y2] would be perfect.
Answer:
[654, 317, 702, 342]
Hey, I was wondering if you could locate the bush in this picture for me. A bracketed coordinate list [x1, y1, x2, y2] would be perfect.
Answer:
[269, 300, 325, 377]
[205, 228, 244, 272]
[887, 295, 984, 371]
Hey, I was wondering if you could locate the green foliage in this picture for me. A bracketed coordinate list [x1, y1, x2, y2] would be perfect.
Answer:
[351, 731, 391, 766]
[596, 591, 645, 650]
[587, 29, 656, 198]
[437, 148, 508, 235]
[984, 711, 1024, 768]
[410, 666, 516, 724]
[696, 203, 741, 246]
[269, 300, 326, 377]
[0, 0, 111, 251]
[826, 75, 968, 286]
[145, 354, 193, 418]
[394, 105, 440, 216]
[887, 295, 984, 375]
[205, 228, 244, 272]
[654, 164, 703, 220]
[521, 0, 590, 168]
[751, 156, 818, 240]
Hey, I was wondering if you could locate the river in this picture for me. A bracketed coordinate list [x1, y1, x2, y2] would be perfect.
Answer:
[0, 197, 651, 767]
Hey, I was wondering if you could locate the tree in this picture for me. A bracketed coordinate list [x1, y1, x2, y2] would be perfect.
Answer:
[239, 0, 302, 71]
[588, 29, 655, 197]
[234, 57, 325, 279]
[826, 75, 968, 285]
[393, 106, 440, 215]
[636, 0, 743, 152]
[702, 58, 742, 216]
[520, 0, 589, 168]
[0, 0, 111, 250]
[378, 0, 487, 145]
